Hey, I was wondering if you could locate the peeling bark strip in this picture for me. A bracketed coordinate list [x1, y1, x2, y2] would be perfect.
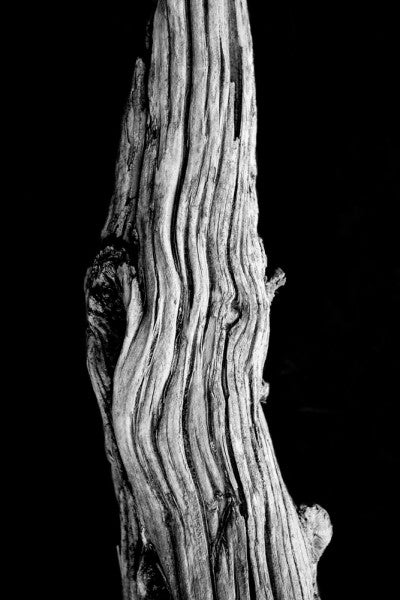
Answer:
[85, 2, 332, 599]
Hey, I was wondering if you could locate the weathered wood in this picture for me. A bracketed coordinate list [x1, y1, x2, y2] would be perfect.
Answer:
[85, 1, 332, 598]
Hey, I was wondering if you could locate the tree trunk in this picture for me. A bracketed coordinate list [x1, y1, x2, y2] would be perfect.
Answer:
[85, 1, 332, 599]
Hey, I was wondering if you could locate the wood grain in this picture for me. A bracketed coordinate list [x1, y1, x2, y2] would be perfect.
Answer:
[85, 2, 332, 598]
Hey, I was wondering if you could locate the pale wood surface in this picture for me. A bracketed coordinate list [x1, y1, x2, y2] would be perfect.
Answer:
[85, 2, 331, 598]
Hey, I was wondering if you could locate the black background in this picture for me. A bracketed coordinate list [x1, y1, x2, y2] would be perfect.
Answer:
[22, 1, 399, 598]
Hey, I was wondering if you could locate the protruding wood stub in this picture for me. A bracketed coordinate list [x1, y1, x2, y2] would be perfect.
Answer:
[298, 504, 333, 564]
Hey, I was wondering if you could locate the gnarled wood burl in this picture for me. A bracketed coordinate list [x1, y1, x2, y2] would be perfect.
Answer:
[85, 1, 332, 598]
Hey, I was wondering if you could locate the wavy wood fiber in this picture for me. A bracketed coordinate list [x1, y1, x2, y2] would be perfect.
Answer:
[85, 1, 332, 599]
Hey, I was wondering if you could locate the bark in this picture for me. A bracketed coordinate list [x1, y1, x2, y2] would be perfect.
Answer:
[85, 1, 332, 599]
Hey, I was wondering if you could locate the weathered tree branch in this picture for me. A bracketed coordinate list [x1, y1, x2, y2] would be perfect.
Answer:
[85, 1, 332, 598]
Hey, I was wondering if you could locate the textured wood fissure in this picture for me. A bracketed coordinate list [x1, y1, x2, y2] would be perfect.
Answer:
[85, 1, 332, 599]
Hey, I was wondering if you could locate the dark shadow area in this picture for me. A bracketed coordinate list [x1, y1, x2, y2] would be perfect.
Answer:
[252, 3, 399, 599]
[20, 1, 398, 598]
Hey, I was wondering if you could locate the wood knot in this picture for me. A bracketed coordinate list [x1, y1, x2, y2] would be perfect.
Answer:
[298, 504, 332, 563]
[225, 303, 241, 325]
[206, 491, 225, 512]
